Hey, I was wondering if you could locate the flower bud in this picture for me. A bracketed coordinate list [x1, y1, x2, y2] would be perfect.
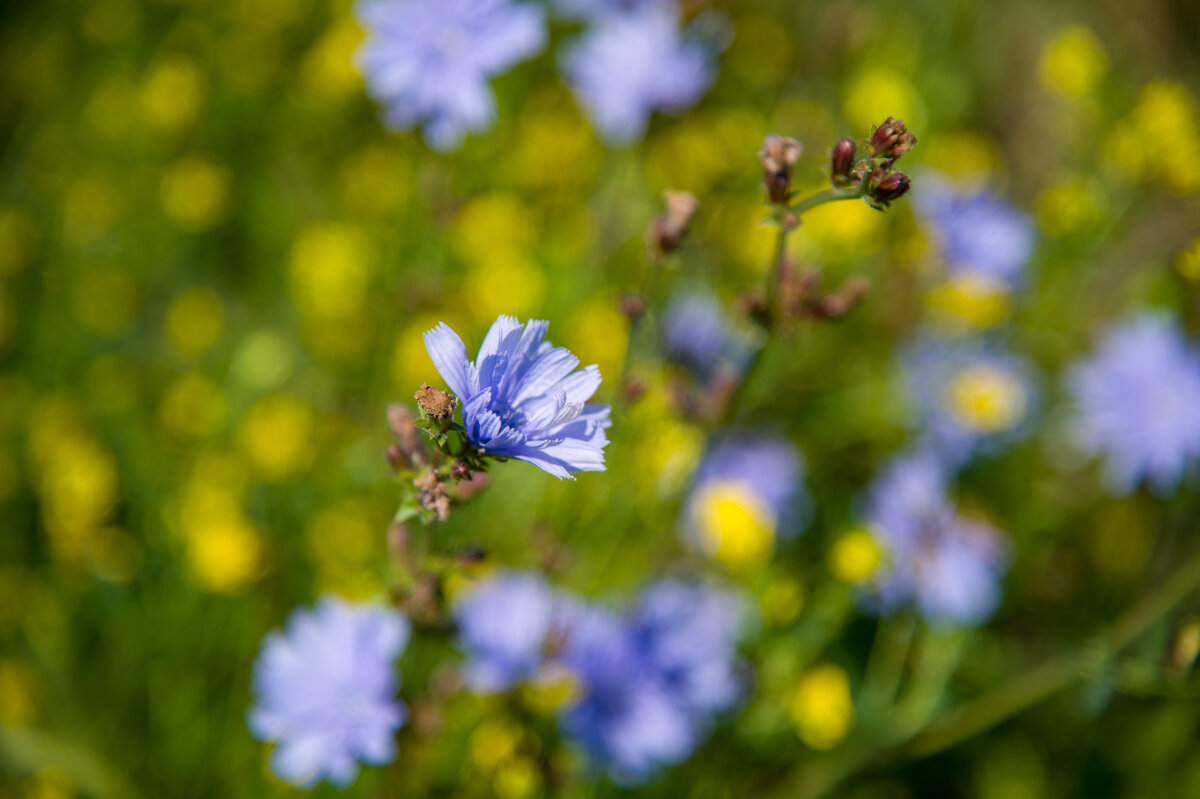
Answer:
[415, 382, 457, 421]
[869, 118, 917, 161]
[649, 190, 700, 255]
[870, 172, 911, 207]
[830, 138, 857, 185]
[758, 134, 803, 204]
[619, 292, 646, 320]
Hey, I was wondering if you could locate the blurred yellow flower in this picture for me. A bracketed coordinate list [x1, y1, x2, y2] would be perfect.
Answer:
[465, 252, 546, 323]
[161, 156, 232, 231]
[761, 577, 804, 626]
[509, 108, 599, 191]
[237, 395, 315, 481]
[788, 663, 855, 750]
[1038, 26, 1108, 99]
[945, 364, 1028, 434]
[452, 194, 539, 263]
[0, 210, 37, 275]
[187, 515, 265, 594]
[925, 274, 1013, 333]
[494, 756, 541, 799]
[694, 480, 776, 570]
[306, 500, 384, 599]
[1177, 238, 1200, 283]
[73, 267, 141, 337]
[635, 418, 703, 496]
[926, 132, 1001, 183]
[1110, 81, 1200, 192]
[140, 55, 206, 132]
[828, 527, 883, 583]
[844, 69, 924, 136]
[520, 665, 581, 714]
[83, 0, 140, 44]
[301, 17, 365, 99]
[165, 287, 224, 358]
[289, 222, 374, 318]
[160, 372, 227, 439]
[0, 659, 39, 726]
[1034, 173, 1105, 237]
[794, 195, 886, 259]
[237, 0, 306, 32]
[229, 330, 294, 393]
[566, 296, 628, 382]
[471, 718, 524, 772]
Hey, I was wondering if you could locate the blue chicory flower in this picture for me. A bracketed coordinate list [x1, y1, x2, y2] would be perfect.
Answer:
[862, 451, 1008, 626]
[423, 315, 612, 479]
[560, 2, 717, 144]
[453, 570, 556, 693]
[915, 174, 1035, 287]
[356, 0, 546, 150]
[1068, 313, 1200, 495]
[248, 597, 410, 787]
[661, 290, 751, 380]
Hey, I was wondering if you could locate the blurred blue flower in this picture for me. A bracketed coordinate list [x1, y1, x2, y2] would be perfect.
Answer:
[662, 290, 750, 380]
[628, 580, 745, 715]
[248, 597, 410, 787]
[424, 316, 612, 479]
[453, 570, 555, 693]
[1068, 313, 1200, 495]
[903, 337, 1036, 471]
[561, 2, 716, 144]
[863, 452, 1008, 626]
[356, 0, 546, 150]
[916, 175, 1035, 286]
[681, 434, 808, 567]
[552, 0, 652, 21]
[558, 603, 698, 784]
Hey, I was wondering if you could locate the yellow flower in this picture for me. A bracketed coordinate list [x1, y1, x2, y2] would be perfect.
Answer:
[288, 223, 374, 319]
[471, 718, 524, 772]
[1177, 238, 1200, 283]
[693, 481, 776, 570]
[1034, 173, 1105, 237]
[566, 296, 629, 383]
[944, 365, 1027, 434]
[828, 527, 883, 583]
[187, 515, 264, 594]
[843, 69, 924, 135]
[140, 55, 206, 132]
[165, 287, 223, 358]
[1038, 26, 1108, 99]
[237, 395, 315, 481]
[494, 756, 541, 799]
[301, 17, 365, 99]
[925, 274, 1013, 333]
[465, 251, 545, 324]
[636, 418, 704, 496]
[0, 659, 39, 726]
[160, 372, 227, 439]
[788, 664, 855, 750]
[161, 156, 232, 231]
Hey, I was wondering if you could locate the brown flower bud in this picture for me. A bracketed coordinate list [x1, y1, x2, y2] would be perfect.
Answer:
[386, 443, 412, 472]
[869, 118, 917, 161]
[830, 138, 857, 184]
[414, 382, 456, 421]
[758, 134, 803, 204]
[649, 190, 699, 255]
[872, 172, 911, 205]
[619, 292, 646, 320]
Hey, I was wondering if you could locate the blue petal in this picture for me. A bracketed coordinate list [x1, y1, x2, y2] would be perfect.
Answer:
[423, 322, 472, 398]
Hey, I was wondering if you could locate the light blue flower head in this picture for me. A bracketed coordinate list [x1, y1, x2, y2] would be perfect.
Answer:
[1069, 313, 1200, 495]
[557, 602, 698, 784]
[552, 0, 654, 22]
[662, 290, 751, 379]
[248, 597, 410, 788]
[627, 580, 746, 715]
[915, 174, 1035, 286]
[561, 2, 717, 144]
[356, 0, 546, 150]
[863, 451, 1008, 626]
[902, 336, 1037, 472]
[453, 570, 555, 693]
[423, 315, 612, 479]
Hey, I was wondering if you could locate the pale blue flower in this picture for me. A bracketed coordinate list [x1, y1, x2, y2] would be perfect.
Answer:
[453, 571, 555, 693]
[423, 315, 612, 478]
[356, 0, 546, 150]
[863, 452, 1008, 626]
[916, 175, 1035, 286]
[1069, 313, 1200, 495]
[662, 290, 750, 380]
[248, 597, 410, 787]
[902, 337, 1036, 471]
[561, 2, 716, 144]
[552, 0, 653, 21]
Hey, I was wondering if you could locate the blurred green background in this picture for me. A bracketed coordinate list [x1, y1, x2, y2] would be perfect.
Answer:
[2, 0, 1200, 797]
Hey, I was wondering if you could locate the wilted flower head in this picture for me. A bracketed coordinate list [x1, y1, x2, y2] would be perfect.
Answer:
[1069, 313, 1200, 495]
[903, 338, 1036, 470]
[453, 570, 556, 693]
[424, 315, 612, 478]
[248, 598, 410, 787]
[916, 175, 1035, 286]
[561, 3, 717, 144]
[863, 452, 1008, 625]
[627, 580, 745, 714]
[557, 603, 698, 784]
[356, 0, 546, 150]
[682, 435, 808, 569]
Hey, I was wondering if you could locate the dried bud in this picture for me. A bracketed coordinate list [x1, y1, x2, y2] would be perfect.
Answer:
[415, 382, 456, 421]
[871, 172, 911, 206]
[869, 118, 917, 161]
[620, 377, 646, 405]
[812, 276, 871, 318]
[386, 443, 411, 472]
[450, 460, 472, 480]
[649, 190, 700, 255]
[619, 292, 646, 320]
[830, 138, 857, 185]
[758, 134, 803, 204]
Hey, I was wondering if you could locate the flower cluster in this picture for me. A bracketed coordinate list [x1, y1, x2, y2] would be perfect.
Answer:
[452, 571, 746, 784]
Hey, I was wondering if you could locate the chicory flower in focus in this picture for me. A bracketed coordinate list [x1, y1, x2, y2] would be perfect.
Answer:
[248, 597, 410, 787]
[1068, 313, 1200, 495]
[356, 0, 546, 150]
[862, 452, 1008, 626]
[561, 2, 717, 144]
[423, 315, 612, 478]
[453, 570, 556, 693]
